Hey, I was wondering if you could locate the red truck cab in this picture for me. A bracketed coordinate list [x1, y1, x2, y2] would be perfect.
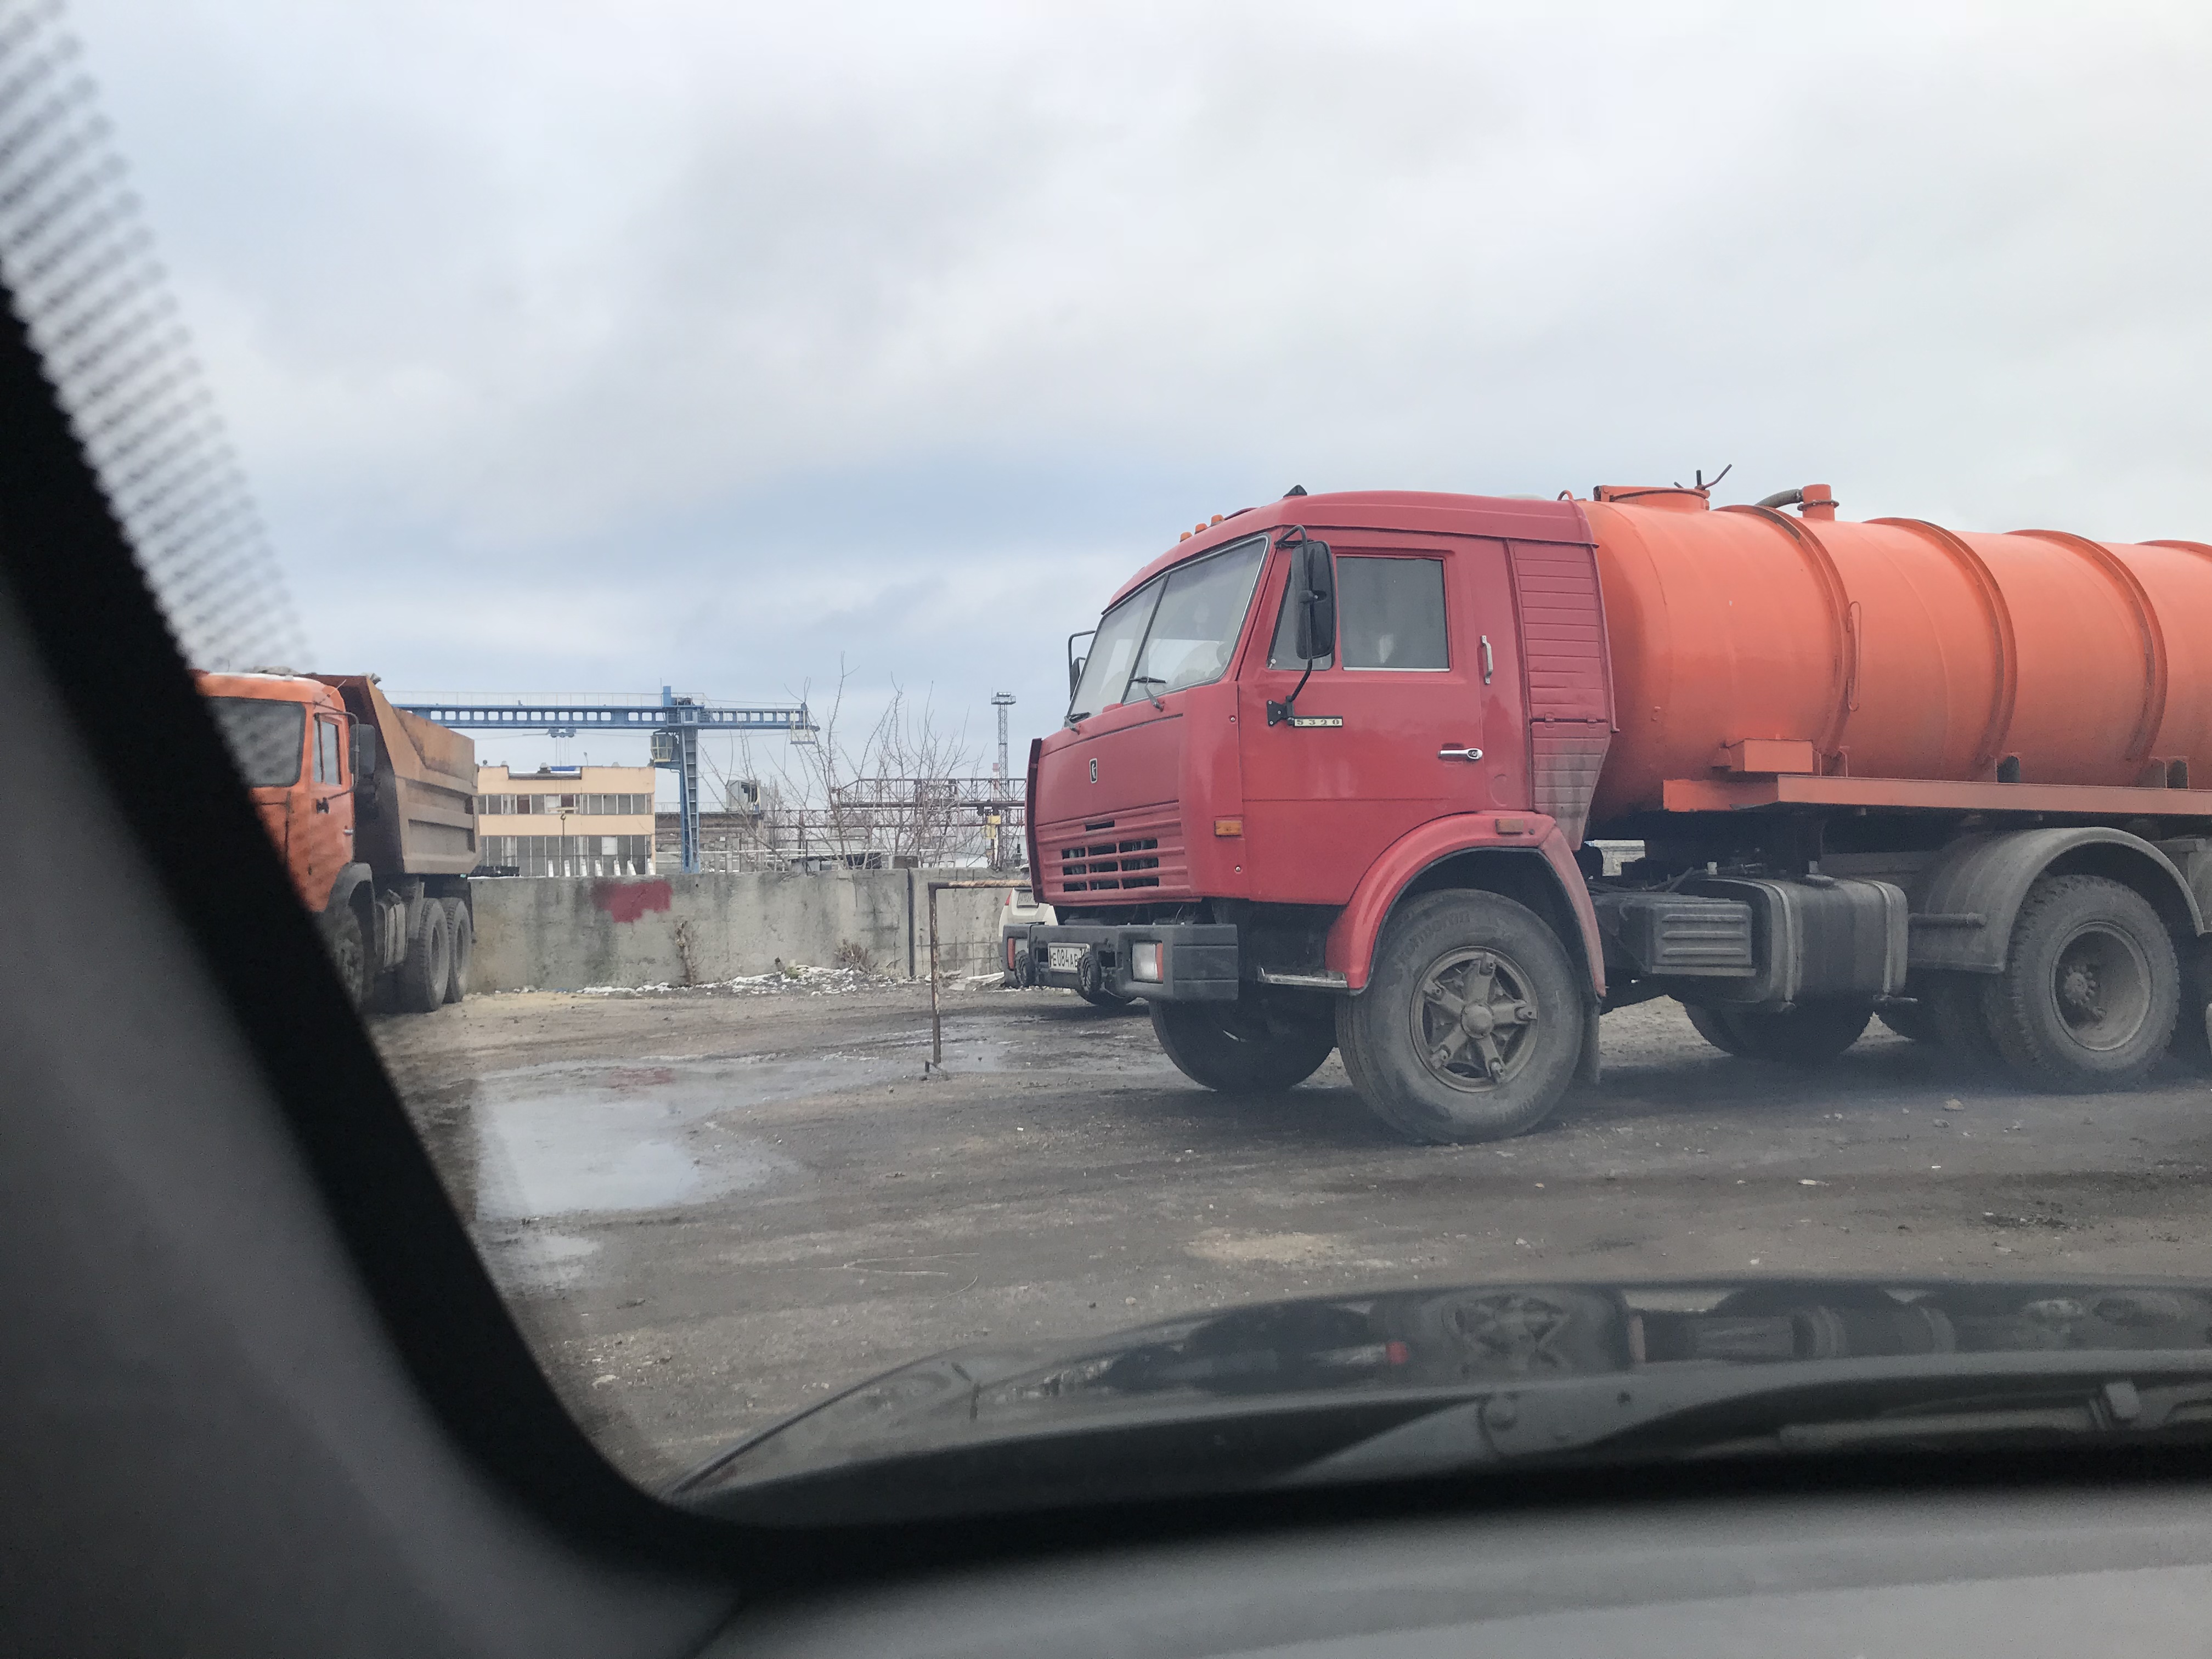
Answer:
[1023, 490, 1612, 1135]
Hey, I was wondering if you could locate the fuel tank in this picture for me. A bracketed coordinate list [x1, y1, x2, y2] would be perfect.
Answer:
[1583, 486, 2212, 823]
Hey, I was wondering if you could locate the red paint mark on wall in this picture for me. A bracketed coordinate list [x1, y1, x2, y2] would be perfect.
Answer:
[594, 879, 671, 924]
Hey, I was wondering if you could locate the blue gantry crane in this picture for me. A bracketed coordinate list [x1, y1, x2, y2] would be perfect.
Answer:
[392, 686, 814, 874]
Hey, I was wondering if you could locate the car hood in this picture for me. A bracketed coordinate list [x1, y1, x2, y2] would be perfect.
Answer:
[675, 1275, 2212, 1504]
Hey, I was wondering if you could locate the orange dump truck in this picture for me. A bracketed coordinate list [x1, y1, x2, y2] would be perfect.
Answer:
[196, 670, 479, 1011]
[1019, 483, 2212, 1140]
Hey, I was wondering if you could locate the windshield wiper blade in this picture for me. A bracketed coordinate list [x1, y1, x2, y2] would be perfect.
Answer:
[1288, 1355, 2212, 1487]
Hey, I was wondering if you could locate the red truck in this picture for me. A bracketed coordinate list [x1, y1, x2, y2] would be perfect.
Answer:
[1014, 484, 2212, 1141]
[197, 671, 479, 1012]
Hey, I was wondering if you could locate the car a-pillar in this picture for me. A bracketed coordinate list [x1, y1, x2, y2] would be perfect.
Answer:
[1331, 832, 1600, 1144]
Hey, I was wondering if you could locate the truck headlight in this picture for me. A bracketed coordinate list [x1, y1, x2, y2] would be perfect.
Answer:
[1131, 941, 1164, 983]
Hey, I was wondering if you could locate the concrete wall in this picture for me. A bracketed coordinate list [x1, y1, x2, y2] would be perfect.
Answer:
[466, 869, 1022, 991]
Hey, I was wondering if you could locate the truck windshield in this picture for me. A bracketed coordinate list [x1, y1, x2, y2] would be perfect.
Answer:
[206, 697, 305, 788]
[1067, 579, 1160, 722]
[1066, 535, 1267, 720]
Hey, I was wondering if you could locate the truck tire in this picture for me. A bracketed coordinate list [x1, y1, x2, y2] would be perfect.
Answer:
[1343, 889, 1583, 1144]
[1683, 1001, 1754, 1057]
[2175, 938, 2212, 1073]
[397, 900, 451, 1014]
[1152, 997, 1334, 1094]
[319, 904, 369, 1009]
[1925, 972, 2004, 1069]
[1334, 996, 1380, 1101]
[1080, 986, 1136, 1011]
[1716, 1002, 1871, 1064]
[442, 897, 473, 1005]
[1980, 874, 2179, 1092]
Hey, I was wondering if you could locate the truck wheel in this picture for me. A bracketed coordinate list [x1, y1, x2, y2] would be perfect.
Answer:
[1334, 996, 1380, 1101]
[1718, 1002, 1871, 1064]
[1683, 1001, 1754, 1057]
[1345, 889, 1583, 1143]
[1080, 986, 1135, 1011]
[1876, 1000, 1939, 1043]
[442, 898, 473, 1004]
[1151, 997, 1334, 1093]
[397, 901, 452, 1014]
[1925, 972, 2003, 1068]
[319, 904, 369, 1009]
[1982, 874, 2179, 1092]
[2175, 938, 2212, 1073]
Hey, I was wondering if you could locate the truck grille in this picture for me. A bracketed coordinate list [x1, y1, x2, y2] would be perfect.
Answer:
[1040, 803, 1188, 899]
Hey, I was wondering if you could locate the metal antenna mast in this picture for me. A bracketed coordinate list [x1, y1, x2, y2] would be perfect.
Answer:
[991, 692, 1015, 790]
[990, 692, 1016, 869]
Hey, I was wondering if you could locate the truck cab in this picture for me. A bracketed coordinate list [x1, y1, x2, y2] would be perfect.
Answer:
[1023, 491, 1610, 1130]
[199, 672, 368, 915]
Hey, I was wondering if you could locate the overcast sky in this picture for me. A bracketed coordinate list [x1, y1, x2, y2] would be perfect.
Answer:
[66, 1, 2212, 796]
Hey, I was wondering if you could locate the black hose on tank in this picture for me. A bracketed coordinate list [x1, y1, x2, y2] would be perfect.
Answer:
[1756, 488, 1805, 509]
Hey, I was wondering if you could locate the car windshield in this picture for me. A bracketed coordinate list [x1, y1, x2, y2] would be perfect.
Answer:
[205, 697, 304, 788]
[37, 0, 2212, 1530]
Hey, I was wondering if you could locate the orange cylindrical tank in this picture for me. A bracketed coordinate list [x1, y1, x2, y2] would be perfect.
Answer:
[1583, 488, 2212, 823]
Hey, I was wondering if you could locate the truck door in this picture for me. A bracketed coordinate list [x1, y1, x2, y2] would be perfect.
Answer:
[1238, 536, 1523, 904]
[298, 710, 353, 909]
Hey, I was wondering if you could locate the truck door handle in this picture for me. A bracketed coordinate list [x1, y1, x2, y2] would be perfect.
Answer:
[1480, 634, 1493, 684]
[1438, 747, 1484, 763]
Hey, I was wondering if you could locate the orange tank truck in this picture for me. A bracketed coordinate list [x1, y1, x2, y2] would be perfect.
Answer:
[196, 670, 479, 1012]
[1014, 482, 2212, 1143]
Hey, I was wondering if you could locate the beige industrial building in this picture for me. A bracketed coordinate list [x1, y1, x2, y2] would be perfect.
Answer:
[475, 764, 656, 877]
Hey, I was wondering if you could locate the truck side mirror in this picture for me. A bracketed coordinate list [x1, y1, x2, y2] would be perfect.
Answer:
[1293, 538, 1335, 662]
[1066, 629, 1096, 700]
[353, 726, 379, 804]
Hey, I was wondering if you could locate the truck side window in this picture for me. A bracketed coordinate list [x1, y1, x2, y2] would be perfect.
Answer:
[314, 718, 344, 784]
[1267, 563, 1335, 670]
[1339, 556, 1448, 670]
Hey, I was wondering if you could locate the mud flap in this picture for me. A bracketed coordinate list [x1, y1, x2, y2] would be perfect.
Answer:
[1576, 1000, 1602, 1087]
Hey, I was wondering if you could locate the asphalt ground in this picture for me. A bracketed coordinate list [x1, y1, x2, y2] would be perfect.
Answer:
[373, 982, 2212, 1485]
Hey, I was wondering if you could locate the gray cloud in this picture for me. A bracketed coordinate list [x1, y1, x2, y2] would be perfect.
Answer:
[66, 0, 2212, 778]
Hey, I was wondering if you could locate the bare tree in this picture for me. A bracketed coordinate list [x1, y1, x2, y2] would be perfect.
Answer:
[724, 664, 990, 869]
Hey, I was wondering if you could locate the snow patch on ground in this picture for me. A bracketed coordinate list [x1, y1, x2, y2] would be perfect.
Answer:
[567, 965, 1007, 998]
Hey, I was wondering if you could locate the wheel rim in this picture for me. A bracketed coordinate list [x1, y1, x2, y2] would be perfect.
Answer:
[2047, 921, 2151, 1052]
[1410, 945, 1541, 1093]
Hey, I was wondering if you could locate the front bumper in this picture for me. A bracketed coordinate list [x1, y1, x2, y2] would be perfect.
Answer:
[1010, 922, 1239, 1002]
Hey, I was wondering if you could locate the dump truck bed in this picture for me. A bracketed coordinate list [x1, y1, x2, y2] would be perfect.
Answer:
[311, 675, 478, 878]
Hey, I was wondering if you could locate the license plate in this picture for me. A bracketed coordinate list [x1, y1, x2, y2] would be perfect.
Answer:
[1047, 945, 1086, 972]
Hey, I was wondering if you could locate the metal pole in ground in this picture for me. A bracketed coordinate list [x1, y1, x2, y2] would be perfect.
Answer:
[928, 882, 941, 1071]
[926, 878, 1026, 1074]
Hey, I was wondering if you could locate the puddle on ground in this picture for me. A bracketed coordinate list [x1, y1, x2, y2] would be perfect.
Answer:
[466, 1046, 1024, 1223]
